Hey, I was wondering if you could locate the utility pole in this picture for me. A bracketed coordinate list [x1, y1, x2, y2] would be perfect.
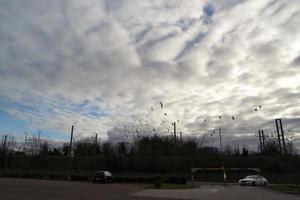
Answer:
[218, 128, 224, 185]
[275, 119, 283, 154]
[173, 122, 176, 141]
[95, 133, 98, 155]
[219, 128, 222, 153]
[180, 132, 182, 143]
[69, 125, 74, 157]
[95, 133, 98, 144]
[278, 119, 287, 154]
[261, 130, 266, 151]
[258, 130, 263, 153]
[173, 122, 177, 156]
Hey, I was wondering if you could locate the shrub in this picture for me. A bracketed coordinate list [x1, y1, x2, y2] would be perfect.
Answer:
[153, 175, 163, 188]
[113, 176, 152, 183]
[165, 177, 187, 184]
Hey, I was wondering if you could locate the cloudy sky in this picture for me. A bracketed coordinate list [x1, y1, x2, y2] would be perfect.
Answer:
[0, 0, 300, 150]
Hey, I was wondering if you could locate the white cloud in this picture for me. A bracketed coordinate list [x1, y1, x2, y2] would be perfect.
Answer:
[0, 0, 300, 149]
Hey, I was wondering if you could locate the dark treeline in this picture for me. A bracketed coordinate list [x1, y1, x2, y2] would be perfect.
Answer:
[1, 134, 220, 158]
[0, 134, 299, 175]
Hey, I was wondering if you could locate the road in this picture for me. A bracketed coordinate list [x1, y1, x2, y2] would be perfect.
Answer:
[0, 178, 298, 200]
[0, 178, 171, 200]
[134, 184, 300, 200]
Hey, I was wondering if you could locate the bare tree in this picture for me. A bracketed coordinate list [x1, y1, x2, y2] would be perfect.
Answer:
[286, 140, 297, 155]
[26, 135, 42, 155]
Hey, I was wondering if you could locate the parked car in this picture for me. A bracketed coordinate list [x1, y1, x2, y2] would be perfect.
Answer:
[238, 175, 268, 186]
[93, 171, 114, 184]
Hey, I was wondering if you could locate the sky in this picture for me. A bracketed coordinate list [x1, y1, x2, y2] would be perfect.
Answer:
[0, 0, 300, 150]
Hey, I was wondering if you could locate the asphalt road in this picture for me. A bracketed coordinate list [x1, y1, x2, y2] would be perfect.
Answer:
[0, 178, 171, 200]
[134, 184, 300, 200]
[0, 178, 298, 200]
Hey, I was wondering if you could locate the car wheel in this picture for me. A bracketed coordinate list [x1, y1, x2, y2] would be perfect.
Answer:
[252, 181, 256, 186]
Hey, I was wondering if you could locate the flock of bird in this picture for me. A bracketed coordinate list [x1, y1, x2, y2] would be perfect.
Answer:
[120, 101, 268, 141]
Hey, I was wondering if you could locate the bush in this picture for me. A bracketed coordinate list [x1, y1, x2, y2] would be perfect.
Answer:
[153, 175, 163, 188]
[165, 177, 187, 184]
[113, 176, 152, 183]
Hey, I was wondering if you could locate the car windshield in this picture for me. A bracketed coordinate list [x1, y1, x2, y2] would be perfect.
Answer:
[245, 175, 257, 179]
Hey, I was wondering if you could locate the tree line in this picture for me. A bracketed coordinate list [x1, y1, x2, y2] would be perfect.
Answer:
[0, 134, 298, 173]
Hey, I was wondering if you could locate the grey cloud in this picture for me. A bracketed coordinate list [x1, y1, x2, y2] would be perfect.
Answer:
[291, 55, 300, 67]
[0, 0, 300, 150]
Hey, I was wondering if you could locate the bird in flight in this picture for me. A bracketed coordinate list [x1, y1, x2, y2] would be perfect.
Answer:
[160, 102, 163, 108]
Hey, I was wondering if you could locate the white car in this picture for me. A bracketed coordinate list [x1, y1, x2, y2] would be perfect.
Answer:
[238, 175, 268, 186]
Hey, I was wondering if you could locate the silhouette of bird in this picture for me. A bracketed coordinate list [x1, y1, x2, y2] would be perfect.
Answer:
[160, 102, 163, 108]
[204, 119, 207, 122]
[232, 116, 235, 120]
[255, 108, 258, 111]
[164, 113, 167, 116]
[259, 105, 262, 109]
[151, 107, 154, 111]
[219, 116, 222, 119]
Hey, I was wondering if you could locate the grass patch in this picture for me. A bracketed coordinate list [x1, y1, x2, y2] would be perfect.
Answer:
[145, 183, 196, 190]
[270, 184, 300, 194]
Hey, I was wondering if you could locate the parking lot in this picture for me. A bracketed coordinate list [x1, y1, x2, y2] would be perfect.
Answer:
[134, 184, 300, 200]
[0, 178, 299, 200]
[0, 178, 170, 200]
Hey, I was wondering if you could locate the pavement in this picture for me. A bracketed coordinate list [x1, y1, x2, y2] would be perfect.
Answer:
[133, 184, 300, 200]
[0, 178, 171, 200]
[0, 178, 299, 200]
